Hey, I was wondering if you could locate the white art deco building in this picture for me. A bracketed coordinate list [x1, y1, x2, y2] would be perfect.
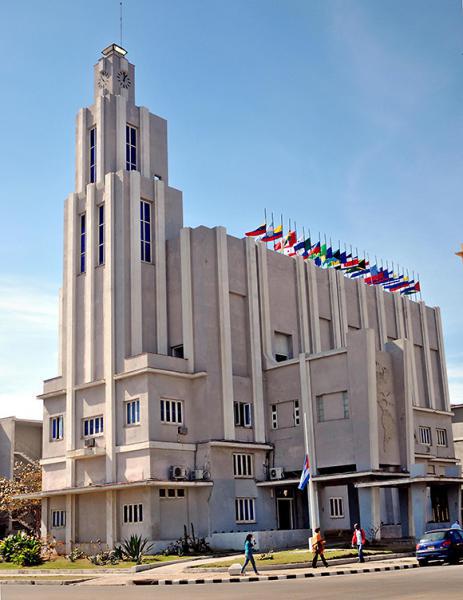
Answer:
[33, 45, 461, 552]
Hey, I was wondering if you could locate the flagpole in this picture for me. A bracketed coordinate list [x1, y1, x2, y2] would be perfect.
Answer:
[303, 412, 317, 532]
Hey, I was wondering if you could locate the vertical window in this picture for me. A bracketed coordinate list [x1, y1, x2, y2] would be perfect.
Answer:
[329, 497, 344, 518]
[140, 200, 151, 262]
[234, 402, 252, 427]
[316, 396, 325, 423]
[293, 400, 300, 426]
[51, 510, 66, 528]
[123, 503, 143, 524]
[82, 415, 104, 438]
[126, 125, 137, 170]
[235, 498, 256, 523]
[98, 204, 104, 265]
[274, 331, 293, 362]
[271, 404, 278, 430]
[50, 415, 64, 441]
[436, 428, 448, 447]
[160, 399, 183, 424]
[89, 127, 96, 183]
[233, 454, 253, 478]
[419, 426, 432, 446]
[126, 399, 140, 425]
[80, 213, 86, 273]
[342, 392, 349, 419]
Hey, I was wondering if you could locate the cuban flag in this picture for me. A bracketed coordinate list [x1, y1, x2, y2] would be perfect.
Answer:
[298, 454, 311, 491]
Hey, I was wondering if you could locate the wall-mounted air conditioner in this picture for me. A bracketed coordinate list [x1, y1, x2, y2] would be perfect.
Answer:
[84, 438, 96, 448]
[191, 469, 204, 481]
[269, 467, 284, 480]
[170, 465, 187, 480]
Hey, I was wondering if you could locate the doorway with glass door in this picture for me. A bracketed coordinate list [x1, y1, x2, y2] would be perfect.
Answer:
[276, 487, 294, 530]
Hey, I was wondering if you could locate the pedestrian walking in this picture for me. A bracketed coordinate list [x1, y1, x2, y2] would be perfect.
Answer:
[451, 519, 462, 530]
[352, 523, 366, 563]
[311, 527, 329, 568]
[240, 533, 259, 575]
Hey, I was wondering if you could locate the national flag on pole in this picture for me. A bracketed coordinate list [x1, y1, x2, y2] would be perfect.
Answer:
[298, 454, 311, 491]
[260, 223, 283, 242]
[245, 223, 266, 237]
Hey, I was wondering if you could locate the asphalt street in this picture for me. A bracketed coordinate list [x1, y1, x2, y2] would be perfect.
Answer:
[0, 564, 461, 599]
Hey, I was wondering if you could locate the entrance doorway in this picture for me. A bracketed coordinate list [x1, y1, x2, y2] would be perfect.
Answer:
[277, 498, 294, 530]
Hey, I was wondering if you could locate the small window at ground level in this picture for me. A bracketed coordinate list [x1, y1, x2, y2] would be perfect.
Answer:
[160, 488, 185, 499]
[329, 497, 344, 518]
[51, 510, 66, 528]
[235, 498, 256, 523]
[123, 503, 143, 524]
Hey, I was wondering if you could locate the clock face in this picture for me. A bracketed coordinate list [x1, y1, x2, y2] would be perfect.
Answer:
[97, 70, 110, 90]
[117, 70, 131, 89]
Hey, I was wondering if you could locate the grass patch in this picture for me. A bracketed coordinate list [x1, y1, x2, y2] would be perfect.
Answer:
[195, 548, 392, 568]
[0, 554, 191, 571]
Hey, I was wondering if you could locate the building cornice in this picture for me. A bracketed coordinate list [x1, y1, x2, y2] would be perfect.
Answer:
[356, 476, 463, 488]
[114, 368, 207, 381]
[116, 441, 197, 453]
[206, 440, 273, 450]
[412, 406, 454, 417]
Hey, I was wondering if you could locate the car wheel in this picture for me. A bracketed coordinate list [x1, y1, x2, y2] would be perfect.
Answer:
[418, 560, 428, 567]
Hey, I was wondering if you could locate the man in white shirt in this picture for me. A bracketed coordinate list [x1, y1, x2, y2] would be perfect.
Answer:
[451, 520, 462, 530]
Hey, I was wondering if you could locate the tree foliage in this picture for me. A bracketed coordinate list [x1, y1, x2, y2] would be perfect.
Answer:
[0, 460, 42, 534]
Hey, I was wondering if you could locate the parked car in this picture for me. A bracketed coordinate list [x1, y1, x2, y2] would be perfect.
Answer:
[416, 529, 463, 566]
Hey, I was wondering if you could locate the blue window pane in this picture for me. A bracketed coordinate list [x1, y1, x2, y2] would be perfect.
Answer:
[90, 128, 95, 146]
[99, 245, 104, 265]
[136, 400, 140, 423]
[99, 205, 104, 222]
[95, 419, 99, 434]
[100, 417, 104, 432]
[90, 166, 95, 183]
[81, 215, 86, 233]
[145, 244, 151, 263]
[89, 420, 94, 435]
[84, 421, 88, 436]
[250, 501, 254, 521]
[131, 127, 136, 145]
[166, 402, 170, 422]
[90, 147, 95, 162]
[177, 403, 182, 424]
[144, 202, 150, 222]
[131, 146, 136, 165]
[140, 201, 143, 220]
[144, 222, 150, 243]
[126, 125, 130, 143]
[126, 145, 130, 164]
[126, 403, 130, 424]
[139, 504, 143, 522]
[52, 418, 56, 439]
[160, 401, 164, 421]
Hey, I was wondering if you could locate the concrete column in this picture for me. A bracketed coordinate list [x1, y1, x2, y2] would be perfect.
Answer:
[65, 495, 75, 553]
[256, 242, 274, 365]
[130, 171, 143, 356]
[402, 298, 419, 407]
[65, 193, 78, 487]
[106, 490, 117, 548]
[393, 291, 405, 339]
[419, 301, 435, 409]
[84, 184, 96, 382]
[434, 307, 451, 411]
[448, 485, 461, 526]
[139, 107, 151, 178]
[75, 108, 88, 193]
[328, 269, 342, 348]
[245, 238, 265, 443]
[358, 487, 381, 541]
[58, 287, 64, 377]
[40, 497, 48, 540]
[295, 257, 311, 354]
[358, 281, 369, 328]
[104, 174, 117, 482]
[410, 483, 428, 540]
[216, 227, 235, 440]
[398, 487, 410, 538]
[154, 179, 168, 355]
[376, 286, 388, 349]
[95, 96, 106, 183]
[115, 96, 127, 171]
[336, 271, 348, 348]
[306, 261, 321, 353]
[180, 228, 194, 373]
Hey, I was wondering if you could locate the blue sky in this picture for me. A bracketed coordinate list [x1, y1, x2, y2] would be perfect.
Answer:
[0, 0, 462, 419]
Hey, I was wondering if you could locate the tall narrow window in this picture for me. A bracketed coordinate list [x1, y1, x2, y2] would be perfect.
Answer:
[140, 200, 151, 262]
[126, 399, 140, 425]
[89, 127, 96, 183]
[293, 400, 300, 426]
[98, 204, 104, 265]
[50, 415, 64, 441]
[271, 404, 278, 430]
[80, 213, 86, 273]
[126, 125, 137, 170]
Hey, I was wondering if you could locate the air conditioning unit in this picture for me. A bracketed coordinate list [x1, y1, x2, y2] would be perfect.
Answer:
[178, 425, 188, 435]
[170, 465, 187, 480]
[84, 438, 96, 448]
[269, 467, 284, 481]
[191, 469, 204, 481]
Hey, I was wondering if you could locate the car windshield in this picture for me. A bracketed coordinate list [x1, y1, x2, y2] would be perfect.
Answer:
[421, 531, 447, 542]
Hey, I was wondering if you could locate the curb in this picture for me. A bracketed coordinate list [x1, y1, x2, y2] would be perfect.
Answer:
[0, 578, 93, 586]
[131, 562, 419, 585]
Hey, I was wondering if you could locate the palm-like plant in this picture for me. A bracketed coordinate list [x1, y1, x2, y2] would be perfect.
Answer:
[120, 534, 153, 564]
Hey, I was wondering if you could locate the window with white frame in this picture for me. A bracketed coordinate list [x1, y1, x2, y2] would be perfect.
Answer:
[271, 404, 278, 429]
[233, 453, 253, 478]
[51, 510, 66, 528]
[329, 497, 344, 519]
[234, 402, 252, 428]
[140, 200, 151, 262]
[80, 213, 86, 273]
[160, 399, 183, 424]
[98, 204, 104, 265]
[235, 497, 256, 523]
[419, 426, 432, 446]
[316, 396, 325, 423]
[82, 415, 104, 438]
[294, 400, 300, 426]
[50, 415, 64, 441]
[436, 428, 448, 447]
[126, 124, 137, 170]
[89, 127, 96, 183]
[126, 399, 140, 425]
[159, 488, 185, 498]
[123, 503, 143, 524]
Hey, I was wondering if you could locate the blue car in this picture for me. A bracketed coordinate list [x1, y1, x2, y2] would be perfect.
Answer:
[416, 529, 463, 566]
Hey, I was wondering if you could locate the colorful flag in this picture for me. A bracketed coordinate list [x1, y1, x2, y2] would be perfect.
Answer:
[294, 237, 311, 254]
[260, 223, 283, 242]
[245, 223, 266, 237]
[401, 281, 421, 295]
[298, 455, 311, 491]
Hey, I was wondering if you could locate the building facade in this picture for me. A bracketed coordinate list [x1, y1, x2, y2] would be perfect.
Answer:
[36, 45, 461, 551]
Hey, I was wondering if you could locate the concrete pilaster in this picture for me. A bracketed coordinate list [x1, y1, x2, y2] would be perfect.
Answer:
[419, 301, 435, 410]
[336, 270, 348, 348]
[130, 171, 143, 356]
[115, 96, 127, 171]
[65, 495, 75, 553]
[140, 107, 151, 178]
[75, 108, 88, 193]
[328, 269, 342, 348]
[410, 483, 427, 539]
[84, 184, 96, 382]
[106, 490, 117, 548]
[180, 228, 194, 373]
[358, 280, 369, 328]
[434, 307, 451, 411]
[96, 96, 106, 184]
[295, 258, 311, 354]
[376, 286, 388, 349]
[358, 487, 381, 541]
[154, 179, 167, 355]
[306, 261, 321, 353]
[403, 299, 420, 408]
[256, 243, 274, 365]
[40, 497, 48, 540]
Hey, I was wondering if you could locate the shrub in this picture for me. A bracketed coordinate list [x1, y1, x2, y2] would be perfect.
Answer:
[120, 534, 153, 564]
[0, 532, 42, 566]
[67, 546, 86, 562]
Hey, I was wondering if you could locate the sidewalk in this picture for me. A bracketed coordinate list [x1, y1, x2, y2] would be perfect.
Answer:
[76, 555, 419, 586]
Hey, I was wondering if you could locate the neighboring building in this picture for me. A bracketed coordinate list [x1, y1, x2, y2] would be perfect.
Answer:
[451, 404, 463, 522]
[33, 44, 461, 552]
[0, 417, 42, 536]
